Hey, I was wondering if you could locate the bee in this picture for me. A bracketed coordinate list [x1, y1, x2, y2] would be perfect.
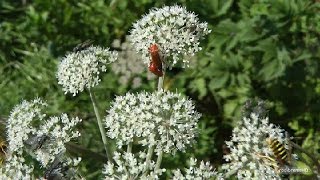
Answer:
[0, 118, 7, 165]
[266, 138, 289, 166]
[73, 39, 94, 52]
[148, 44, 163, 77]
[0, 139, 7, 165]
[255, 134, 293, 175]
[25, 134, 49, 150]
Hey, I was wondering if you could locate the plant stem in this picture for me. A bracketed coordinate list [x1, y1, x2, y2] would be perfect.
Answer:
[142, 145, 154, 177]
[158, 76, 164, 90]
[290, 141, 320, 174]
[155, 151, 163, 171]
[89, 88, 112, 162]
[158, 69, 165, 91]
[127, 142, 132, 153]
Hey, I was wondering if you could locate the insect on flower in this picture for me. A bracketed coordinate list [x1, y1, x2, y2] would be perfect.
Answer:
[0, 139, 7, 165]
[256, 134, 293, 175]
[148, 44, 163, 77]
[73, 39, 94, 52]
[44, 154, 69, 180]
[266, 138, 289, 166]
[25, 134, 49, 150]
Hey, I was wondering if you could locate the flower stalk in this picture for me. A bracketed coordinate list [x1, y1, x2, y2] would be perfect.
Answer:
[155, 151, 163, 171]
[142, 145, 155, 177]
[89, 88, 112, 162]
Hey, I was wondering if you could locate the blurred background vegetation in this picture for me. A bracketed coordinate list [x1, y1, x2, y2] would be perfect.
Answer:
[1, 0, 319, 179]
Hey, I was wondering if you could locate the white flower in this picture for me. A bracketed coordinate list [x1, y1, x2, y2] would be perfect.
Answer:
[130, 5, 211, 68]
[221, 112, 287, 179]
[172, 157, 217, 180]
[3, 99, 82, 178]
[33, 114, 82, 167]
[0, 154, 34, 180]
[105, 90, 201, 154]
[7, 98, 47, 153]
[57, 46, 118, 96]
[102, 151, 165, 180]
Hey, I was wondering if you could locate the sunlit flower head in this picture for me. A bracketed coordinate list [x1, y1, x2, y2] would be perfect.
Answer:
[130, 5, 211, 68]
[222, 103, 288, 179]
[172, 157, 217, 180]
[105, 90, 201, 154]
[102, 151, 165, 179]
[33, 114, 82, 166]
[7, 98, 47, 153]
[0, 155, 34, 179]
[57, 46, 118, 96]
[3, 99, 82, 178]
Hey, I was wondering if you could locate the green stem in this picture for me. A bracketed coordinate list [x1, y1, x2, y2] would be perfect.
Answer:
[142, 145, 154, 177]
[127, 142, 132, 153]
[155, 151, 163, 171]
[89, 88, 112, 162]
[290, 141, 320, 175]
[158, 69, 166, 91]
[157, 76, 164, 91]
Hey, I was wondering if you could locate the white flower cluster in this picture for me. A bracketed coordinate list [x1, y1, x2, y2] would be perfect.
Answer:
[221, 113, 287, 179]
[0, 155, 33, 180]
[57, 46, 118, 96]
[172, 158, 217, 180]
[6, 98, 47, 154]
[102, 151, 165, 179]
[130, 5, 211, 68]
[105, 90, 201, 154]
[111, 38, 155, 88]
[2, 99, 82, 178]
[34, 114, 82, 166]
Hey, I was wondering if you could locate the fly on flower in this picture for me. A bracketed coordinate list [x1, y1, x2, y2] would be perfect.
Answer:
[44, 153, 69, 180]
[25, 134, 49, 150]
[148, 44, 163, 77]
[73, 39, 94, 52]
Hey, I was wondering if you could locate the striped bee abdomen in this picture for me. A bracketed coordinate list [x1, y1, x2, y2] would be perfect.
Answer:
[267, 138, 288, 164]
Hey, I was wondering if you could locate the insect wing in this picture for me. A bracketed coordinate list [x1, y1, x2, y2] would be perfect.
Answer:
[44, 154, 68, 180]
[73, 39, 94, 52]
[25, 135, 49, 150]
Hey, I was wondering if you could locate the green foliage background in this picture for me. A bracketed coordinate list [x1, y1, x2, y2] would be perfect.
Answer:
[1, 0, 319, 179]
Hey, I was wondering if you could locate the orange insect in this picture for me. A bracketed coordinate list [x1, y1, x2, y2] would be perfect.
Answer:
[148, 44, 163, 77]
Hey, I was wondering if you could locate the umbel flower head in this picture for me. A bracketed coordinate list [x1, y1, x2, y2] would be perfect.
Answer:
[57, 46, 118, 96]
[33, 114, 82, 166]
[130, 5, 211, 68]
[172, 157, 217, 180]
[102, 151, 165, 179]
[6, 98, 47, 153]
[105, 90, 201, 154]
[2, 98, 82, 178]
[221, 100, 288, 179]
